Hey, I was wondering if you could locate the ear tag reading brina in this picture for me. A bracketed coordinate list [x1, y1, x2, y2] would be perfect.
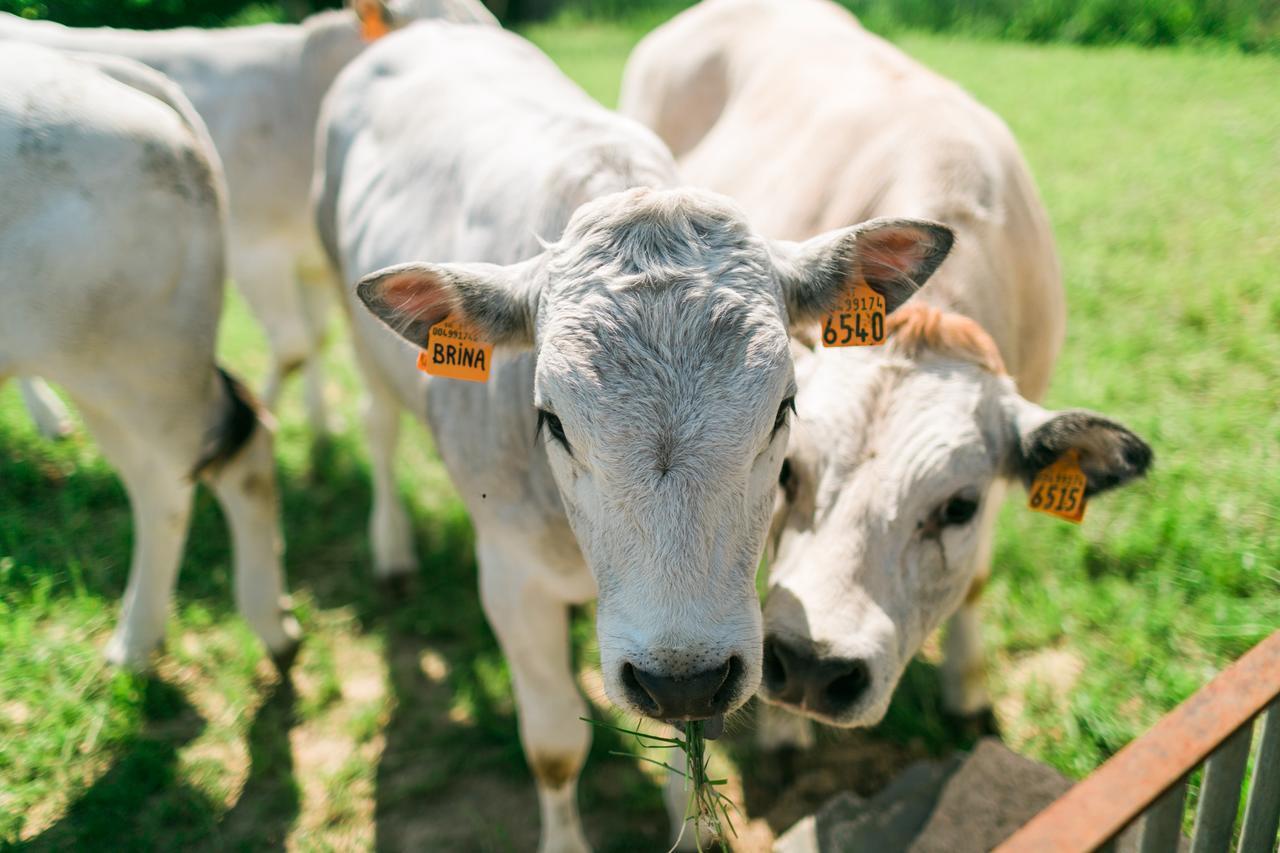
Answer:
[822, 278, 886, 347]
[1028, 448, 1088, 523]
[416, 317, 493, 383]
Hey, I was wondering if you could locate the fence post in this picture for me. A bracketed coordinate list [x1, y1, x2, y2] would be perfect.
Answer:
[1190, 723, 1253, 853]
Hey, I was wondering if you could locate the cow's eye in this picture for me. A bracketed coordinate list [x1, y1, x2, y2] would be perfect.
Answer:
[939, 493, 979, 526]
[773, 396, 796, 434]
[778, 458, 799, 503]
[536, 409, 571, 454]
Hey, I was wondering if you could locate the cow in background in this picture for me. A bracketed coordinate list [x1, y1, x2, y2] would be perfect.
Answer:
[1, 0, 496, 440]
[0, 45, 300, 669]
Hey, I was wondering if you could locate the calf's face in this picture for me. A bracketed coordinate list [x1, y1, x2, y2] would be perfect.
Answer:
[764, 307, 1152, 727]
[358, 187, 953, 724]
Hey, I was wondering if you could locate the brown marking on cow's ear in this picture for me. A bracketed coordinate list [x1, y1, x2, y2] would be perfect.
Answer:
[530, 753, 580, 791]
[191, 368, 261, 480]
[886, 304, 1007, 375]
[964, 573, 988, 605]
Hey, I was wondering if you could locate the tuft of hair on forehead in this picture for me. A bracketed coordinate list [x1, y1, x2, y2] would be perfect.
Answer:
[559, 186, 755, 279]
[886, 303, 1007, 375]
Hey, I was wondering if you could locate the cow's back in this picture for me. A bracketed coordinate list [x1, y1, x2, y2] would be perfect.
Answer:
[0, 11, 354, 239]
[624, 0, 1063, 395]
[317, 21, 677, 522]
[0, 44, 225, 380]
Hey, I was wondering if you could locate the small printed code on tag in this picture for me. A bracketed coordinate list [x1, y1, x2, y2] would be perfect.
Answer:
[1028, 449, 1088, 523]
[822, 279, 886, 347]
[417, 317, 493, 383]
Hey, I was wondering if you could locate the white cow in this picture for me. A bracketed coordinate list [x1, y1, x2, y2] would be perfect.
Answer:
[0, 0, 495, 439]
[315, 21, 952, 850]
[0, 45, 300, 669]
[622, 0, 1152, 731]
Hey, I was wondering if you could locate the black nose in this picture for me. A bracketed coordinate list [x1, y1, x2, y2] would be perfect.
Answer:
[622, 657, 743, 720]
[763, 635, 871, 717]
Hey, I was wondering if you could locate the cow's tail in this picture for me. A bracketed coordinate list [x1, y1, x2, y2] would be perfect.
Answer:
[191, 367, 265, 479]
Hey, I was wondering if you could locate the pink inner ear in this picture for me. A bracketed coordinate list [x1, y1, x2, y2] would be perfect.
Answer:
[862, 230, 929, 276]
[381, 271, 453, 327]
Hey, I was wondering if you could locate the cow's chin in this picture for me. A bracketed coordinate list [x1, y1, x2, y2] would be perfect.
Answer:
[759, 688, 893, 729]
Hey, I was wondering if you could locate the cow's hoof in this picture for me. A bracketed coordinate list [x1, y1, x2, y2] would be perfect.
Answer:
[269, 636, 303, 677]
[103, 631, 159, 671]
[943, 706, 1001, 742]
[378, 571, 416, 602]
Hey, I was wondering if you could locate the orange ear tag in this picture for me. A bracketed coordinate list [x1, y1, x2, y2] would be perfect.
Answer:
[359, 11, 391, 41]
[821, 278, 886, 347]
[416, 317, 492, 383]
[1028, 448, 1088, 523]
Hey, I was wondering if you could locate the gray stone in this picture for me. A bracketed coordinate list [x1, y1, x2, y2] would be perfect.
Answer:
[909, 737, 1073, 853]
[775, 755, 963, 852]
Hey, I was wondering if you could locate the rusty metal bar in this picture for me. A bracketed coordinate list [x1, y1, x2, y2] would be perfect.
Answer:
[1137, 775, 1189, 853]
[1239, 698, 1280, 853]
[995, 629, 1280, 853]
[1190, 722, 1252, 853]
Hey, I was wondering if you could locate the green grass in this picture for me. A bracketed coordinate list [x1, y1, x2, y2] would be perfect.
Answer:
[3, 20, 1279, 849]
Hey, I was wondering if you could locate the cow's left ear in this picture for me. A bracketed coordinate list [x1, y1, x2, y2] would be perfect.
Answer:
[356, 256, 543, 349]
[1008, 399, 1153, 496]
[770, 217, 955, 325]
[350, 0, 392, 41]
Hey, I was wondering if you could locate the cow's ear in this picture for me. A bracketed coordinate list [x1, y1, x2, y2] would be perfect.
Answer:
[356, 257, 542, 348]
[1008, 399, 1153, 497]
[770, 218, 954, 324]
[350, 0, 392, 41]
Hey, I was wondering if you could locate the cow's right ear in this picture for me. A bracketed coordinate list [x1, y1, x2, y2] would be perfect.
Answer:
[356, 257, 542, 349]
[770, 217, 955, 325]
[350, 0, 392, 41]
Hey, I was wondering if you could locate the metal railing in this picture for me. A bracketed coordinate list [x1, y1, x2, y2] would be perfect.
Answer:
[996, 629, 1280, 853]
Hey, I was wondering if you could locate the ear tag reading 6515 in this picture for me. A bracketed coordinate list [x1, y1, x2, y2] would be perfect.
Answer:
[416, 317, 492, 383]
[822, 278, 886, 347]
[1028, 448, 1088, 523]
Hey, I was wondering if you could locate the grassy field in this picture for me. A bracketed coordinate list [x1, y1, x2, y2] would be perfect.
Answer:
[2, 19, 1278, 851]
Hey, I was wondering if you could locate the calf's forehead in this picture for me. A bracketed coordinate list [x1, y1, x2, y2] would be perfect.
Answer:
[805, 359, 1008, 494]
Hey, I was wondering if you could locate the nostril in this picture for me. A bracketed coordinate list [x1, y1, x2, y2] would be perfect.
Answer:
[710, 656, 742, 712]
[825, 659, 871, 708]
[621, 661, 658, 715]
[763, 639, 788, 694]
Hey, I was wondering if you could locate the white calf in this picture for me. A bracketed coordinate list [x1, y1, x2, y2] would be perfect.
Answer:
[315, 22, 952, 850]
[0, 45, 300, 670]
[622, 0, 1151, 729]
[0, 0, 495, 437]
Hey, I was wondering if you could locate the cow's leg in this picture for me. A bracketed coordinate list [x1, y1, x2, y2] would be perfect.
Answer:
[19, 377, 73, 439]
[199, 379, 300, 668]
[75, 404, 195, 668]
[297, 270, 334, 437]
[479, 538, 590, 853]
[350, 343, 416, 582]
[942, 479, 1007, 718]
[230, 244, 311, 412]
[755, 701, 815, 750]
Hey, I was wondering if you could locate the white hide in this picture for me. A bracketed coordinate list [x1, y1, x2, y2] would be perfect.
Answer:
[0, 45, 299, 669]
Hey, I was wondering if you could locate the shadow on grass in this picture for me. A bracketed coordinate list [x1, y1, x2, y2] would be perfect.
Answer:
[3, 427, 665, 849]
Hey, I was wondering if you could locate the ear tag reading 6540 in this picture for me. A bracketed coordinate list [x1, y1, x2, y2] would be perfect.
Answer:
[822, 278, 886, 347]
[1028, 448, 1088, 523]
[416, 317, 492, 383]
